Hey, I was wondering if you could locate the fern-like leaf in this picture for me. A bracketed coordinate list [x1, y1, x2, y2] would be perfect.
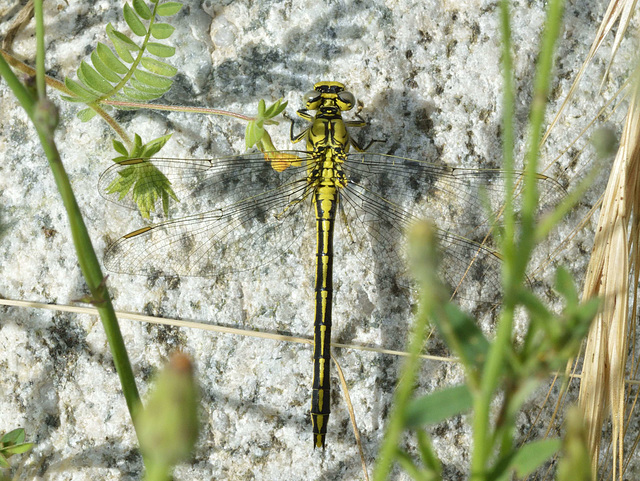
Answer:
[64, 0, 183, 121]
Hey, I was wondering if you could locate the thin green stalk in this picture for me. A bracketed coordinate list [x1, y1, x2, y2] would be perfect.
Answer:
[471, 0, 566, 478]
[518, 0, 566, 276]
[470, 2, 516, 478]
[1, 0, 142, 439]
[373, 296, 431, 481]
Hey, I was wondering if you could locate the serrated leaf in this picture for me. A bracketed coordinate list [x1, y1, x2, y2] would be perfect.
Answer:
[91, 51, 122, 83]
[79, 61, 114, 94]
[77, 108, 98, 122]
[141, 57, 177, 76]
[405, 385, 473, 427]
[122, 87, 164, 101]
[64, 77, 98, 101]
[133, 0, 152, 19]
[156, 2, 182, 16]
[141, 133, 172, 157]
[96, 43, 129, 74]
[113, 140, 129, 156]
[123, 3, 147, 36]
[146, 42, 176, 57]
[150, 23, 175, 40]
[130, 78, 170, 95]
[134, 69, 173, 90]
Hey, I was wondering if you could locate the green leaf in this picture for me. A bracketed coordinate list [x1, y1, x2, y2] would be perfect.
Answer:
[77, 108, 98, 122]
[1, 443, 33, 455]
[510, 439, 561, 477]
[113, 140, 129, 156]
[264, 98, 287, 118]
[404, 385, 473, 427]
[245, 120, 263, 150]
[130, 78, 170, 95]
[141, 57, 177, 77]
[133, 0, 152, 20]
[156, 2, 183, 16]
[123, 3, 147, 36]
[96, 43, 129, 75]
[134, 69, 173, 90]
[141, 133, 172, 157]
[122, 87, 165, 101]
[150, 23, 175, 40]
[1, 429, 25, 445]
[0, 453, 8, 468]
[79, 61, 113, 94]
[146, 42, 176, 57]
[64, 77, 98, 101]
[108, 24, 141, 49]
[91, 51, 122, 83]
[435, 303, 491, 377]
[109, 37, 135, 64]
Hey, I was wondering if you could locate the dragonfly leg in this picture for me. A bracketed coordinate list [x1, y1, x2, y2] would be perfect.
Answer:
[290, 109, 313, 144]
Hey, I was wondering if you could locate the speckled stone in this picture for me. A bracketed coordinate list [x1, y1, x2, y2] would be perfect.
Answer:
[0, 0, 628, 479]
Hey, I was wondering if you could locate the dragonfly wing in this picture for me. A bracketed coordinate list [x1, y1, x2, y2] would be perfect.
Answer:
[104, 173, 314, 277]
[344, 153, 565, 229]
[99, 151, 311, 215]
[340, 153, 564, 301]
[339, 181, 503, 302]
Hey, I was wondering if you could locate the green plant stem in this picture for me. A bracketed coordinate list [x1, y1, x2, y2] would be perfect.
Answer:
[470, 0, 565, 478]
[104, 100, 256, 122]
[373, 285, 433, 481]
[0, 0, 142, 438]
[518, 0, 566, 277]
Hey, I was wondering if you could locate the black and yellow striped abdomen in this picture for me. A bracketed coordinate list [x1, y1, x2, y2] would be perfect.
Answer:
[311, 182, 337, 449]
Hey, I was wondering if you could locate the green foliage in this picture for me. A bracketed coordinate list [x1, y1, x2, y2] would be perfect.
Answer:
[0, 429, 33, 469]
[404, 385, 473, 428]
[105, 133, 178, 218]
[245, 98, 288, 150]
[62, 0, 182, 120]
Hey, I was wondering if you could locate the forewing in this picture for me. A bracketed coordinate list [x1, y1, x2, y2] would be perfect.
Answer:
[103, 152, 315, 277]
[339, 153, 565, 301]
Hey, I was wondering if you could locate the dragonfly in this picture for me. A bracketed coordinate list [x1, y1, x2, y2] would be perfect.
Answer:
[101, 81, 563, 449]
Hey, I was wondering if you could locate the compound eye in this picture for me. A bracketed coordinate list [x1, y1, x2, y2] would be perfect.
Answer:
[337, 91, 356, 110]
[304, 90, 321, 103]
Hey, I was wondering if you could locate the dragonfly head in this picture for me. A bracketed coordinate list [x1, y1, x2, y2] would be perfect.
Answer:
[304, 81, 356, 113]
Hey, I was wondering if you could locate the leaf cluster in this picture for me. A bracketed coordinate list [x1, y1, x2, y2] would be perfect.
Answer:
[374, 221, 596, 481]
[62, 0, 183, 122]
[106, 134, 178, 218]
[245, 98, 288, 150]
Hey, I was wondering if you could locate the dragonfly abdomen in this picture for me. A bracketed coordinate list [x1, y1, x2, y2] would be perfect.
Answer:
[311, 183, 339, 449]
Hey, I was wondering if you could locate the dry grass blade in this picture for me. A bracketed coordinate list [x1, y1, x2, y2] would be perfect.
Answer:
[579, 77, 640, 479]
[541, 0, 634, 147]
[333, 352, 369, 481]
